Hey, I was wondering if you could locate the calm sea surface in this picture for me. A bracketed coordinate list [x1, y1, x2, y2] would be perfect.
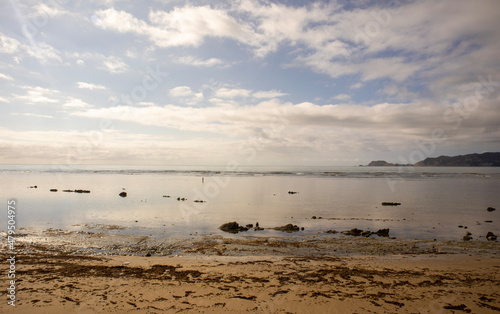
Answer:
[1, 165, 499, 241]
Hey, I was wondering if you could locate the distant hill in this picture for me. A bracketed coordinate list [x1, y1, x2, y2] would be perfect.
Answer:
[366, 160, 411, 166]
[367, 160, 396, 166]
[414, 152, 500, 167]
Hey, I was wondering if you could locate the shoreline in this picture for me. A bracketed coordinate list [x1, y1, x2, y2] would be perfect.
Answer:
[1, 228, 500, 313]
[6, 226, 500, 257]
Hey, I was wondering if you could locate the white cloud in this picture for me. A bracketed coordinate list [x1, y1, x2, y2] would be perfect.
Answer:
[70, 96, 500, 159]
[170, 86, 204, 106]
[237, 0, 336, 56]
[0, 33, 21, 54]
[332, 94, 351, 101]
[170, 86, 194, 97]
[0, 96, 9, 103]
[214, 87, 251, 98]
[173, 55, 224, 67]
[63, 98, 92, 109]
[33, 3, 66, 17]
[11, 112, 54, 119]
[0, 33, 62, 65]
[0, 73, 13, 80]
[100, 56, 128, 73]
[77, 82, 106, 90]
[27, 42, 63, 64]
[253, 89, 288, 99]
[137, 101, 155, 106]
[14, 86, 60, 104]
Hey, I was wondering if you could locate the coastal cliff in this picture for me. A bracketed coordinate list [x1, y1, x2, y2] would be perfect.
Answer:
[367, 152, 500, 167]
[414, 152, 500, 167]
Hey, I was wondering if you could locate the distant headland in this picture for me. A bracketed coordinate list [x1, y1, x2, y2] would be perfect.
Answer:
[365, 152, 500, 167]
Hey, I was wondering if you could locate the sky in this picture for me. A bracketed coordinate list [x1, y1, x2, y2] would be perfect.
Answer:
[1, 0, 499, 167]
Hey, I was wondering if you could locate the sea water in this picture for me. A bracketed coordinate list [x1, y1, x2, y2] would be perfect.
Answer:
[0, 165, 499, 241]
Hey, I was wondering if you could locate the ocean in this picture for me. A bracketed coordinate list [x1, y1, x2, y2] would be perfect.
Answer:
[1, 164, 499, 241]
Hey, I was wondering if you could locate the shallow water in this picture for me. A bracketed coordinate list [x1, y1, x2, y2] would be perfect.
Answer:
[0, 165, 499, 241]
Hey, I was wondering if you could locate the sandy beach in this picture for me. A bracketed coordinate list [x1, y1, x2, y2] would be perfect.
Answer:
[2, 228, 500, 313]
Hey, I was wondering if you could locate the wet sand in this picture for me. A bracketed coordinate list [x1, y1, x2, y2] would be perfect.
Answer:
[1, 228, 500, 313]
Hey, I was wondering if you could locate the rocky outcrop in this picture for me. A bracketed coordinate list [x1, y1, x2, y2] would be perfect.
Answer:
[486, 232, 497, 241]
[274, 224, 300, 232]
[324, 230, 338, 234]
[487, 207, 496, 212]
[119, 192, 127, 197]
[463, 232, 473, 241]
[219, 222, 248, 233]
[341, 228, 390, 237]
[342, 228, 363, 236]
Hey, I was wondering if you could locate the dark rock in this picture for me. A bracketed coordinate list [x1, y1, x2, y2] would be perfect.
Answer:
[62, 190, 73, 192]
[325, 230, 338, 234]
[145, 252, 151, 257]
[443, 304, 471, 311]
[246, 224, 253, 228]
[311, 216, 317, 219]
[361, 231, 372, 237]
[274, 224, 300, 232]
[50, 189, 58, 192]
[256, 222, 259, 228]
[254, 226, 264, 231]
[219, 221, 244, 233]
[288, 191, 298, 194]
[487, 207, 496, 212]
[75, 190, 91, 193]
[341, 228, 364, 236]
[119, 192, 127, 197]
[194, 200, 206, 203]
[375, 228, 390, 237]
[301, 227, 304, 231]
[485, 220, 493, 223]
[486, 232, 497, 241]
[458, 225, 464, 228]
[463, 232, 473, 241]
[163, 195, 170, 198]
[381, 202, 401, 206]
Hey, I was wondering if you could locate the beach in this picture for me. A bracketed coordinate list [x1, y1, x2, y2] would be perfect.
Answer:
[1, 166, 499, 312]
[1, 228, 500, 313]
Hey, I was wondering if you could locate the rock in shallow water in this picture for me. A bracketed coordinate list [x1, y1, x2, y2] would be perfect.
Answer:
[463, 232, 473, 241]
[273, 224, 300, 232]
[486, 232, 497, 241]
[219, 221, 249, 233]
